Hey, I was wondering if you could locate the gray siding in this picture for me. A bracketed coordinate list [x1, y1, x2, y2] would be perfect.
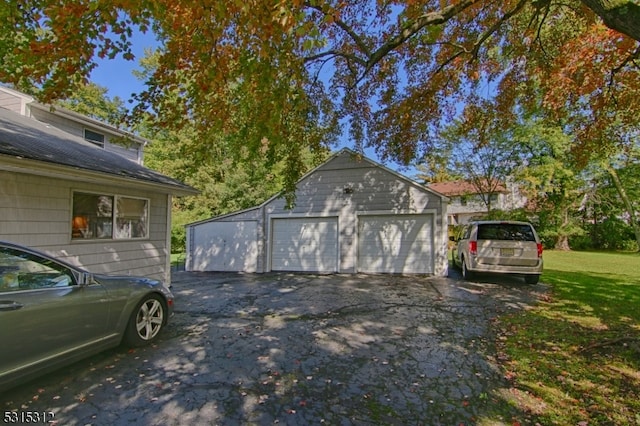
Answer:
[30, 109, 141, 163]
[0, 92, 24, 114]
[263, 153, 444, 273]
[187, 150, 449, 275]
[0, 170, 171, 283]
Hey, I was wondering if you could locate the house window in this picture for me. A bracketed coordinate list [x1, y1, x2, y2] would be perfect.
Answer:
[84, 129, 105, 147]
[115, 197, 148, 239]
[72, 192, 148, 240]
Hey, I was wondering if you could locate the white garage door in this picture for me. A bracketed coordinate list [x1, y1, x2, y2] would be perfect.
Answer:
[358, 214, 434, 274]
[191, 221, 258, 272]
[271, 217, 338, 272]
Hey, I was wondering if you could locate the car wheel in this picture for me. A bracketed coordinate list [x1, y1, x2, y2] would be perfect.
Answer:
[124, 294, 165, 347]
[461, 258, 474, 281]
[525, 274, 540, 285]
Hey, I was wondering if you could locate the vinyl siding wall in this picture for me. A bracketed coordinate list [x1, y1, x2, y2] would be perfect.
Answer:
[0, 170, 171, 283]
[186, 208, 263, 272]
[29, 109, 142, 164]
[0, 92, 25, 114]
[263, 154, 445, 274]
[188, 151, 449, 275]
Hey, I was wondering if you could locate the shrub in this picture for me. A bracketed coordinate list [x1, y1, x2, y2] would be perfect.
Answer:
[591, 217, 636, 250]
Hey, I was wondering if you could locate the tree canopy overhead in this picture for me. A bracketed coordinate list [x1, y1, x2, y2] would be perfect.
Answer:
[2, 0, 639, 187]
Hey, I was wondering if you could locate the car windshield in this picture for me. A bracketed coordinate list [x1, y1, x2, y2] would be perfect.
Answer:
[477, 224, 535, 242]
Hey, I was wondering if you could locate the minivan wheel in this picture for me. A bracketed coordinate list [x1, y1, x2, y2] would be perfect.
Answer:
[525, 274, 540, 285]
[461, 259, 474, 281]
[124, 294, 165, 347]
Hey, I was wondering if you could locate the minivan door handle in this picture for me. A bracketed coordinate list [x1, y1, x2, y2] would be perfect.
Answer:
[0, 300, 24, 311]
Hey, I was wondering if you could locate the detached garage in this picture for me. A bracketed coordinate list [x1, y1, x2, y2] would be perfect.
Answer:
[186, 149, 449, 275]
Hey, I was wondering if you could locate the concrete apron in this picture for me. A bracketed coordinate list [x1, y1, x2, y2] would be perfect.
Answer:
[1, 271, 547, 425]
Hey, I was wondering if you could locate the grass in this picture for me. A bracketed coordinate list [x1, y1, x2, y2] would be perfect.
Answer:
[493, 250, 640, 425]
[170, 252, 186, 268]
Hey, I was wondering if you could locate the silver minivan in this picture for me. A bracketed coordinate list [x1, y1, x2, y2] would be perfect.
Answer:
[452, 220, 543, 284]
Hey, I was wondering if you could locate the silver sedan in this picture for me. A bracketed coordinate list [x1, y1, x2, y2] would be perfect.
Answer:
[0, 241, 174, 391]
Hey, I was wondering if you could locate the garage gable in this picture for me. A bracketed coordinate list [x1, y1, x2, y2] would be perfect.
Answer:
[186, 149, 449, 275]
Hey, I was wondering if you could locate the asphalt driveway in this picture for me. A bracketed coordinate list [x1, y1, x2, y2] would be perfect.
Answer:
[1, 271, 547, 425]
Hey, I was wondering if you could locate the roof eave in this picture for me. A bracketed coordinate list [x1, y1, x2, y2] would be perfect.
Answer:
[0, 155, 199, 197]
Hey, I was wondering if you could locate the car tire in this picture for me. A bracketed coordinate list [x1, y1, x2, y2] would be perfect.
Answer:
[524, 274, 540, 285]
[461, 258, 474, 281]
[124, 294, 166, 347]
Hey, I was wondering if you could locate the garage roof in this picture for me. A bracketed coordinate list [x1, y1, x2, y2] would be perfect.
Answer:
[187, 148, 449, 227]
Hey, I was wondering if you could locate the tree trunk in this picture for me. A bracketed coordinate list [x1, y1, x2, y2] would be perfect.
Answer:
[555, 209, 572, 250]
[555, 235, 571, 250]
[605, 164, 640, 252]
[581, 0, 640, 41]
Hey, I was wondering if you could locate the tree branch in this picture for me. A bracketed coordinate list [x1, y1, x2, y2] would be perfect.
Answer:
[364, 0, 477, 76]
[303, 1, 372, 57]
[581, 0, 640, 41]
[578, 336, 640, 353]
[469, 0, 530, 60]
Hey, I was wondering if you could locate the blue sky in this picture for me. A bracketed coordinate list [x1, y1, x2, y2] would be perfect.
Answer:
[90, 29, 158, 102]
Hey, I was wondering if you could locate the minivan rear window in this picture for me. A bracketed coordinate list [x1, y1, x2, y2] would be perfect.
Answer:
[477, 224, 535, 241]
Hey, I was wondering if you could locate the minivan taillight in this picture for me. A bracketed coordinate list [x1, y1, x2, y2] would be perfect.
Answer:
[469, 241, 477, 256]
[537, 243, 543, 258]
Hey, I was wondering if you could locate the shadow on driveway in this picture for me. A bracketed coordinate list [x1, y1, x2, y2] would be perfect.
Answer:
[1, 271, 547, 425]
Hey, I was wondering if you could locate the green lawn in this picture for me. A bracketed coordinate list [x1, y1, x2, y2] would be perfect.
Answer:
[171, 252, 186, 267]
[492, 250, 640, 425]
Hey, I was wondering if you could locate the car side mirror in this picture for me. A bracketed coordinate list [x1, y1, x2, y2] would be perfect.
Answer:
[77, 272, 92, 286]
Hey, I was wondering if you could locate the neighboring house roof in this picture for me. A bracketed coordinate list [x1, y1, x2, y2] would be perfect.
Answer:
[0, 107, 197, 196]
[428, 179, 507, 197]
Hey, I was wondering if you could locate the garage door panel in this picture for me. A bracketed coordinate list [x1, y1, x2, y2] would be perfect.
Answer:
[271, 218, 338, 272]
[192, 221, 258, 272]
[358, 215, 433, 274]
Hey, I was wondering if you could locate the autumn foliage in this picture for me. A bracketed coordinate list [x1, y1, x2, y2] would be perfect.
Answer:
[1, 1, 638, 186]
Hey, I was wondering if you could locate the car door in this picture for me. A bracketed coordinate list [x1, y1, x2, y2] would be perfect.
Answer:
[454, 225, 472, 266]
[0, 246, 110, 380]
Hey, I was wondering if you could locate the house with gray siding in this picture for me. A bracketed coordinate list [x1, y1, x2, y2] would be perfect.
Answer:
[429, 179, 527, 226]
[0, 86, 145, 164]
[186, 149, 450, 276]
[0, 106, 197, 286]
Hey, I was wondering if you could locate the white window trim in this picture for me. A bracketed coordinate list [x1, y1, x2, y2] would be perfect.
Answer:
[71, 191, 150, 241]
